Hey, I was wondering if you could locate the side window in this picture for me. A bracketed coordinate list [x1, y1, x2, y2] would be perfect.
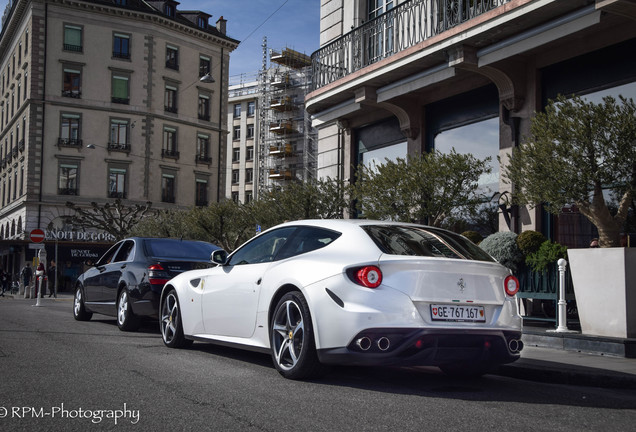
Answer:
[277, 227, 341, 260]
[114, 240, 135, 262]
[228, 227, 296, 265]
[97, 242, 123, 265]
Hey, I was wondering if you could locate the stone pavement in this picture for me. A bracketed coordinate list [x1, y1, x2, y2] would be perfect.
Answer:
[2, 292, 635, 389]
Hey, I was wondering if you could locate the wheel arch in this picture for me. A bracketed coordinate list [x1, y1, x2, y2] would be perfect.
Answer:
[267, 284, 321, 347]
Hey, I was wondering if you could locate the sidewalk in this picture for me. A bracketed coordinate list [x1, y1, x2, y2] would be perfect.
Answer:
[2, 292, 635, 388]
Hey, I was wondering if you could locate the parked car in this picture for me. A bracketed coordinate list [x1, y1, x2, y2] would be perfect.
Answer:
[160, 220, 523, 380]
[73, 237, 219, 331]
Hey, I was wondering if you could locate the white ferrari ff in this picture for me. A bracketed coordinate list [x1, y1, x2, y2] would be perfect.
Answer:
[160, 220, 523, 380]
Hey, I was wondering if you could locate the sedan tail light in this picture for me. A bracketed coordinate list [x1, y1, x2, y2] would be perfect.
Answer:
[504, 275, 520, 296]
[347, 265, 383, 289]
[148, 264, 170, 286]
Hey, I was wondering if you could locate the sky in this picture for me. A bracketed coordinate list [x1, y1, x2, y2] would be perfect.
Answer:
[178, 0, 320, 79]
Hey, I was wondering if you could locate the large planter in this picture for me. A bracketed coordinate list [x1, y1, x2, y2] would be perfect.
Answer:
[568, 247, 636, 338]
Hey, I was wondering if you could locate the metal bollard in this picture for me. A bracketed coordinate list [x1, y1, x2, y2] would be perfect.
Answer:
[554, 258, 575, 333]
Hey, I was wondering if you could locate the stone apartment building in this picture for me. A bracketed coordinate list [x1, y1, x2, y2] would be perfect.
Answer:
[0, 0, 238, 287]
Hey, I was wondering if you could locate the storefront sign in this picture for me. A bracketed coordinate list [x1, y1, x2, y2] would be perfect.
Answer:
[45, 230, 117, 242]
[70, 248, 101, 259]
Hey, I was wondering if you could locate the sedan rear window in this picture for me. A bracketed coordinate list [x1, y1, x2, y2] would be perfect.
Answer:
[362, 225, 495, 262]
[144, 239, 217, 260]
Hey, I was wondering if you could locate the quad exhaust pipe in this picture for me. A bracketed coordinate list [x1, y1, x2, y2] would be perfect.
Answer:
[356, 337, 372, 351]
[508, 339, 524, 353]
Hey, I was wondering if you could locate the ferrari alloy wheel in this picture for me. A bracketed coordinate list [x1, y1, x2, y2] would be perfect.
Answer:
[270, 291, 323, 380]
[161, 289, 192, 348]
[116, 289, 140, 331]
[73, 286, 92, 321]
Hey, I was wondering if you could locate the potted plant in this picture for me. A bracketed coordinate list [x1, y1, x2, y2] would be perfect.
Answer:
[503, 95, 636, 338]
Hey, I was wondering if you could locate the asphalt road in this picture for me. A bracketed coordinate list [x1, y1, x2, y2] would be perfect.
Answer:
[1, 297, 635, 432]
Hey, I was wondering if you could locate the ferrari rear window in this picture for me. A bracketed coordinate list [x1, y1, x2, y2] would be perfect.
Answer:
[362, 225, 495, 262]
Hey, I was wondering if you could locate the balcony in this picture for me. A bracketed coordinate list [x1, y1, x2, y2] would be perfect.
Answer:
[57, 138, 83, 148]
[63, 44, 82, 52]
[198, 113, 210, 121]
[310, 0, 511, 92]
[111, 97, 129, 105]
[62, 90, 81, 98]
[162, 148, 180, 159]
[113, 51, 131, 60]
[162, 194, 176, 203]
[195, 154, 212, 164]
[107, 142, 131, 152]
[165, 60, 179, 71]
[109, 191, 127, 199]
[195, 199, 208, 207]
[58, 187, 78, 195]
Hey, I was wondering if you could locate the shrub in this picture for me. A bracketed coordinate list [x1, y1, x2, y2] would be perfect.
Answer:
[526, 240, 568, 273]
[516, 230, 547, 256]
[461, 230, 483, 244]
[479, 231, 524, 272]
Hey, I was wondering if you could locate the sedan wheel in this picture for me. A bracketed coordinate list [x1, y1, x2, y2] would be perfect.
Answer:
[117, 289, 140, 331]
[270, 291, 323, 380]
[73, 286, 92, 321]
[160, 289, 192, 348]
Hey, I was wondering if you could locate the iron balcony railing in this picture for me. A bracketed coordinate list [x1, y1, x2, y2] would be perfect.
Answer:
[310, 0, 510, 91]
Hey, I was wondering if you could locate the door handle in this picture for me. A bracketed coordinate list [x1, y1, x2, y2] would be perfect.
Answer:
[256, 278, 262, 285]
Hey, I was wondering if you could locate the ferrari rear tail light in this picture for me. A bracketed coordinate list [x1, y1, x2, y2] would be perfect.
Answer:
[504, 275, 519, 296]
[148, 264, 170, 285]
[348, 265, 382, 289]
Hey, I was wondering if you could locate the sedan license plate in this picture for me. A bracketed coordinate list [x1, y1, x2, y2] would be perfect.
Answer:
[430, 304, 485, 322]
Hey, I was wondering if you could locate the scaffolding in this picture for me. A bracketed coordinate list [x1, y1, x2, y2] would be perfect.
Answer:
[256, 39, 317, 198]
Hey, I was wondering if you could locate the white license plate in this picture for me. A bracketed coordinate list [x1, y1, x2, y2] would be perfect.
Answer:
[430, 304, 485, 322]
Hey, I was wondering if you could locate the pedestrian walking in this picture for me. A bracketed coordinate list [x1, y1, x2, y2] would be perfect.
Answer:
[20, 262, 33, 299]
[34, 261, 46, 298]
[0, 268, 7, 296]
[47, 260, 58, 298]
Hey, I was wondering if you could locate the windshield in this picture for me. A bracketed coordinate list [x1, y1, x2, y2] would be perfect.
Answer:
[143, 239, 218, 260]
[362, 225, 495, 262]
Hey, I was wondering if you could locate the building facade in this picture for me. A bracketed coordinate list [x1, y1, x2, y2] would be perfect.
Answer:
[226, 44, 316, 204]
[0, 0, 238, 289]
[307, 0, 636, 245]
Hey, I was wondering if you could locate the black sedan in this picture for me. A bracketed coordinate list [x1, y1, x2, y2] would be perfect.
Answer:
[73, 237, 218, 331]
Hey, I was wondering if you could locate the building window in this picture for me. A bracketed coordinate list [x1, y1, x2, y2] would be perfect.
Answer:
[111, 74, 129, 104]
[24, 29, 28, 54]
[233, 126, 240, 140]
[232, 169, 239, 184]
[246, 168, 253, 183]
[23, 71, 27, 101]
[245, 191, 253, 204]
[247, 101, 255, 116]
[197, 16, 207, 29]
[231, 191, 239, 202]
[113, 33, 130, 59]
[198, 94, 210, 120]
[166, 45, 179, 70]
[62, 67, 81, 98]
[164, 85, 178, 113]
[109, 168, 127, 198]
[246, 146, 254, 161]
[195, 179, 208, 206]
[58, 162, 78, 195]
[162, 127, 178, 158]
[109, 119, 130, 151]
[247, 124, 254, 139]
[164, 3, 175, 18]
[161, 173, 175, 203]
[63, 24, 82, 52]
[232, 147, 240, 162]
[59, 113, 81, 148]
[19, 165, 24, 196]
[199, 55, 211, 77]
[196, 134, 210, 163]
[233, 103, 241, 118]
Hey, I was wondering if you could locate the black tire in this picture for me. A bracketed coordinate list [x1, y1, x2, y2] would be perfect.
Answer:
[73, 285, 92, 321]
[116, 289, 140, 331]
[439, 361, 493, 378]
[160, 288, 192, 348]
[270, 291, 324, 380]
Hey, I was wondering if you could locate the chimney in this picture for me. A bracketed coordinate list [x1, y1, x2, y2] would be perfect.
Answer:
[216, 16, 227, 35]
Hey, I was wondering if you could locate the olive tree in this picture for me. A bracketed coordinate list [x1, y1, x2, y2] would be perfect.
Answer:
[503, 95, 636, 247]
[353, 150, 492, 226]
